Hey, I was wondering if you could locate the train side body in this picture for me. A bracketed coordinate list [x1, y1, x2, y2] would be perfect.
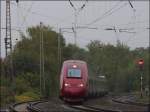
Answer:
[60, 60, 88, 102]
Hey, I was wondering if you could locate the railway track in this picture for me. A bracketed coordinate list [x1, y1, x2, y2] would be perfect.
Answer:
[111, 94, 150, 107]
[69, 105, 121, 112]
[9, 101, 31, 112]
[27, 100, 49, 112]
[112, 98, 149, 106]
[0, 109, 9, 112]
[27, 101, 112, 112]
[9, 100, 46, 112]
[110, 95, 149, 112]
[8, 94, 149, 112]
[9, 100, 120, 112]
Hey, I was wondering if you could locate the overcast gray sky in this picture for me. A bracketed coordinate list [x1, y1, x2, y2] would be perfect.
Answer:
[1, 1, 149, 57]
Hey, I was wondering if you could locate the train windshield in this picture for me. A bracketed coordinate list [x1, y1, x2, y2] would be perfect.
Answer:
[67, 69, 81, 78]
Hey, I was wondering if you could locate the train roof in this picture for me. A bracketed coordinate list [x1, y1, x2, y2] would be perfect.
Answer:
[63, 60, 87, 65]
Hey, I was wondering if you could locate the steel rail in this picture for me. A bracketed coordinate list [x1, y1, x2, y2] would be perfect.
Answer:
[112, 97, 150, 107]
[27, 100, 48, 112]
[69, 105, 121, 112]
[69, 105, 100, 112]
[9, 101, 34, 112]
[9, 100, 47, 112]
[111, 93, 150, 107]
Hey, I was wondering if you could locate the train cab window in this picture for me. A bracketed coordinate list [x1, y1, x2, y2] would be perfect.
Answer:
[67, 69, 81, 78]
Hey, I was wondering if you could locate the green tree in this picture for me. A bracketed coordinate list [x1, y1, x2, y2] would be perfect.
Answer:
[12, 24, 65, 97]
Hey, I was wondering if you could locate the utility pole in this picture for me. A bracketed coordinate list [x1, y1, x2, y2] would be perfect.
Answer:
[0, 0, 1, 59]
[69, 0, 88, 47]
[58, 28, 62, 72]
[0, 0, 2, 89]
[140, 74, 143, 98]
[73, 11, 77, 47]
[58, 27, 77, 71]
[105, 26, 119, 45]
[5, 0, 12, 56]
[42, 23, 45, 97]
[5, 0, 15, 103]
[40, 22, 45, 97]
[58, 26, 97, 61]
[40, 22, 42, 97]
[5, 0, 14, 82]
[57, 27, 80, 69]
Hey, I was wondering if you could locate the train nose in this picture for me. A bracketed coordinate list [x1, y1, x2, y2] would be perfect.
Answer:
[65, 87, 85, 97]
[63, 82, 86, 97]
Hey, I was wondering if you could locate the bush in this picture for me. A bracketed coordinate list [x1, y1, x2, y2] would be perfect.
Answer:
[0, 86, 14, 106]
[14, 77, 30, 94]
[15, 91, 40, 102]
[21, 91, 40, 99]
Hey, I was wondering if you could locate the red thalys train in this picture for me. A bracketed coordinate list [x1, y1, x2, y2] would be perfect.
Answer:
[59, 60, 88, 102]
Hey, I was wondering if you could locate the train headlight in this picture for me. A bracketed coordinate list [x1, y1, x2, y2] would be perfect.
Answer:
[73, 64, 77, 68]
[64, 83, 70, 87]
[78, 83, 84, 87]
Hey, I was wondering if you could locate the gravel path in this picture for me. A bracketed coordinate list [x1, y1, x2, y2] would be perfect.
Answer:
[13, 103, 28, 112]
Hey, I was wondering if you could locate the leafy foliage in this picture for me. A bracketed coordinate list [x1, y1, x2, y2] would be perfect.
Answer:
[0, 24, 149, 107]
[15, 91, 40, 103]
[87, 40, 149, 93]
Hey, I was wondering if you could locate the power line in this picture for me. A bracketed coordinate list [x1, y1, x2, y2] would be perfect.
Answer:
[116, 20, 149, 27]
[21, 2, 35, 27]
[68, 0, 88, 47]
[1, 27, 24, 31]
[11, 2, 74, 29]
[128, 0, 136, 12]
[104, 26, 136, 45]
[105, 26, 138, 34]
[16, 2, 22, 34]
[69, 0, 88, 12]
[69, 0, 76, 10]
[86, 1, 121, 26]
[127, 0, 136, 45]
[104, 25, 149, 46]
[86, 2, 128, 26]
[10, 2, 24, 33]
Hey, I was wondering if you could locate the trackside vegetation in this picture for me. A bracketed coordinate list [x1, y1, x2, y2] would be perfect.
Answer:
[0, 24, 149, 107]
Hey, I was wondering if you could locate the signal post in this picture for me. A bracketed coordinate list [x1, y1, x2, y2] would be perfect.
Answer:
[137, 59, 144, 98]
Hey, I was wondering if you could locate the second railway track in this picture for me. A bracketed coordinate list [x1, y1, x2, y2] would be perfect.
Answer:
[69, 105, 121, 112]
[9, 101, 32, 112]
[9, 100, 47, 112]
